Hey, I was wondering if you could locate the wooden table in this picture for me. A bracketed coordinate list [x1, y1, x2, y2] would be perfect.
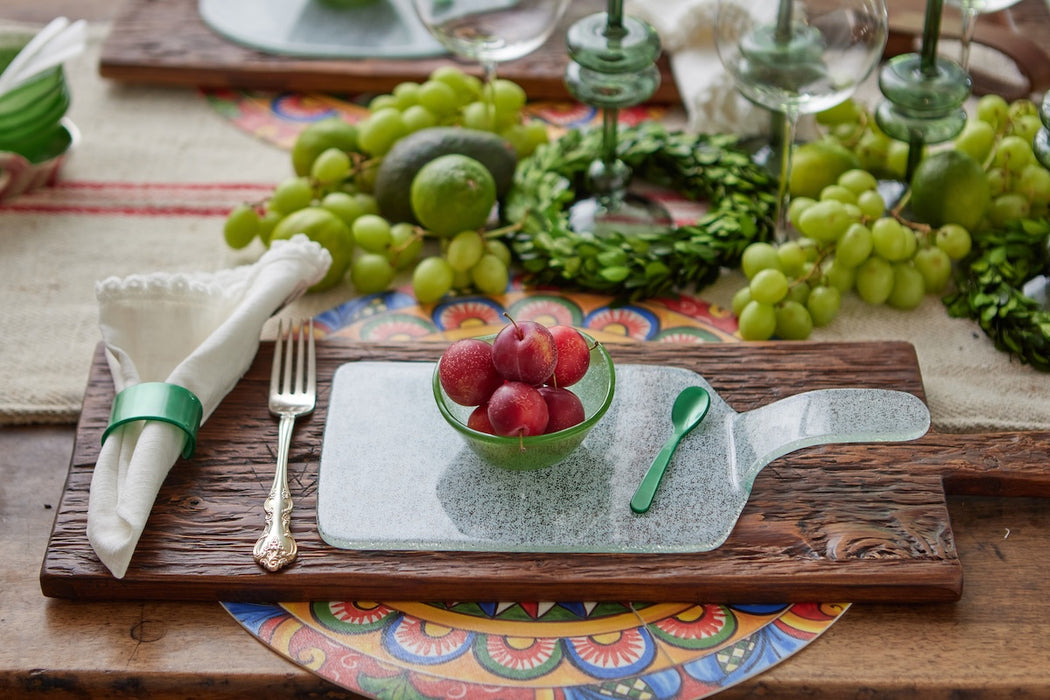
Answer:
[5, 424, 1050, 698]
[4, 1, 1050, 697]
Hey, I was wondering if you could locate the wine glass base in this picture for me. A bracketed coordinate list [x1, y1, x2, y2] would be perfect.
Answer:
[876, 179, 908, 211]
[737, 137, 780, 176]
[1022, 275, 1050, 311]
[569, 192, 674, 237]
[1035, 130, 1050, 170]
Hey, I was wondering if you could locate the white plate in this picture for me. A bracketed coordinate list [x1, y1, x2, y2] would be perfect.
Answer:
[199, 0, 445, 59]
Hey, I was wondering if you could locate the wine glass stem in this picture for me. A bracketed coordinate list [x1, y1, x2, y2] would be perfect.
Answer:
[482, 59, 497, 129]
[601, 107, 619, 180]
[775, 0, 793, 43]
[774, 108, 798, 242]
[920, 0, 944, 77]
[959, 7, 978, 71]
[906, 132, 924, 183]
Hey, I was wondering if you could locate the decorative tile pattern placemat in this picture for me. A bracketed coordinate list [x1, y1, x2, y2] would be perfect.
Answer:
[312, 283, 738, 345]
[224, 600, 847, 699]
[219, 284, 846, 700]
[202, 88, 672, 149]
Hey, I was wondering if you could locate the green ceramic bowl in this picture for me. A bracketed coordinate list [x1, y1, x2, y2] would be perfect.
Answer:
[433, 332, 615, 471]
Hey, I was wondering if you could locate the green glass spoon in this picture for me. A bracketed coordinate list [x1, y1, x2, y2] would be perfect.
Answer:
[630, 385, 711, 514]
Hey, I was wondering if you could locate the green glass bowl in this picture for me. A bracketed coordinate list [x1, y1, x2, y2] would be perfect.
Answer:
[15, 116, 74, 164]
[0, 119, 77, 201]
[0, 35, 71, 160]
[0, 79, 69, 140]
[432, 332, 616, 471]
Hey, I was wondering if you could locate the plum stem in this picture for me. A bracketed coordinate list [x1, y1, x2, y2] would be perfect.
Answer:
[502, 312, 523, 339]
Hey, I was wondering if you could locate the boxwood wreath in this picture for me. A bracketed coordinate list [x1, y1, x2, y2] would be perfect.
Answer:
[502, 122, 778, 301]
[501, 122, 1050, 371]
[944, 217, 1050, 372]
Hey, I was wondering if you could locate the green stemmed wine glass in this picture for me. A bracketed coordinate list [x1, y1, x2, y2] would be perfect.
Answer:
[410, 0, 570, 127]
[715, 0, 888, 241]
[946, 0, 1022, 71]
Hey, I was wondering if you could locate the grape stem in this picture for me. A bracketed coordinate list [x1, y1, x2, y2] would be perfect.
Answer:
[483, 220, 524, 239]
[876, 188, 935, 238]
[388, 226, 427, 264]
[890, 188, 912, 218]
[349, 152, 381, 177]
[895, 213, 932, 236]
[796, 246, 834, 289]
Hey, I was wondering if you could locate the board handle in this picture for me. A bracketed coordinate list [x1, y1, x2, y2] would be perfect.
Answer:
[731, 388, 931, 489]
[929, 431, 1050, 498]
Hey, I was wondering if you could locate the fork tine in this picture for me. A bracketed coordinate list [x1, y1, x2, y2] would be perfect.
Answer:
[271, 318, 284, 394]
[305, 318, 316, 397]
[282, 319, 295, 395]
[296, 320, 308, 395]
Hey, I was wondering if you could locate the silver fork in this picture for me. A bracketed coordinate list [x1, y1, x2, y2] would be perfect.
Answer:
[253, 318, 315, 572]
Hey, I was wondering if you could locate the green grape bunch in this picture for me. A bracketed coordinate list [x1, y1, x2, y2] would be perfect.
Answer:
[732, 167, 973, 341]
[816, 94, 1050, 226]
[734, 91, 1050, 342]
[362, 67, 549, 160]
[220, 66, 540, 299]
[958, 94, 1050, 224]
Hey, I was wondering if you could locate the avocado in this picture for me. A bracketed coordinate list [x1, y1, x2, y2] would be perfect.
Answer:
[373, 127, 517, 225]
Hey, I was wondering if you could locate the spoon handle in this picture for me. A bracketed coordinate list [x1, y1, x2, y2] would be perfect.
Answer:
[630, 434, 682, 514]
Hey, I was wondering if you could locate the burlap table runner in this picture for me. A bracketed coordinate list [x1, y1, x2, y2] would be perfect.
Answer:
[0, 20, 1045, 432]
[0, 21, 344, 424]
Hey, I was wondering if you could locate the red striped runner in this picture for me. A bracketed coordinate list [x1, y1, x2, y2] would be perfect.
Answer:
[0, 181, 273, 216]
[1, 179, 709, 224]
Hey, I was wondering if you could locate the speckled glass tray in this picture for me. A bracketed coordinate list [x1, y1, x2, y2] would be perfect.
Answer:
[317, 361, 930, 553]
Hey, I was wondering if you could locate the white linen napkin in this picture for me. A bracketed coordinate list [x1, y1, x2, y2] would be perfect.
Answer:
[87, 234, 331, 578]
[626, 0, 772, 137]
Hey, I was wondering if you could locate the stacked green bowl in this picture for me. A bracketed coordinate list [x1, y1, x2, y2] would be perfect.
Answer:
[0, 35, 72, 164]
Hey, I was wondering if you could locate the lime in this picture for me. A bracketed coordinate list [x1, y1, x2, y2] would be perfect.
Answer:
[909, 150, 990, 231]
[291, 118, 359, 177]
[410, 154, 497, 237]
[789, 140, 862, 199]
[270, 207, 354, 291]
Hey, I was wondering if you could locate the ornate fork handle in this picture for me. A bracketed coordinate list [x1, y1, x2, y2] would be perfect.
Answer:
[253, 412, 298, 571]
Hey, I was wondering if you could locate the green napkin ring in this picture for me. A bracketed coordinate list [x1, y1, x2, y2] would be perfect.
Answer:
[102, 382, 203, 459]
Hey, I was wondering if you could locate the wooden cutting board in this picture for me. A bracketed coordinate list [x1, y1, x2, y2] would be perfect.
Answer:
[39, 339, 1050, 603]
[98, 0, 680, 101]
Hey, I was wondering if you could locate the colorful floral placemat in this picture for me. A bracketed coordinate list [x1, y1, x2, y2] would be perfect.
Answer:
[223, 600, 847, 699]
[222, 283, 848, 699]
[202, 88, 670, 149]
[312, 283, 738, 344]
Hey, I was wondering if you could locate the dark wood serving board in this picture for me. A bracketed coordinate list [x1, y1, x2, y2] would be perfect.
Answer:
[40, 339, 1050, 604]
[98, 0, 679, 101]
